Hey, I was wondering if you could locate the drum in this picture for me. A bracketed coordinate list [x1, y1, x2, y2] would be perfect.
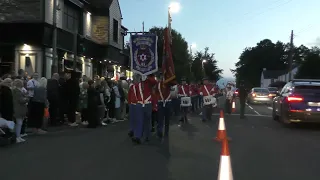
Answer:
[180, 97, 192, 107]
[203, 95, 216, 105]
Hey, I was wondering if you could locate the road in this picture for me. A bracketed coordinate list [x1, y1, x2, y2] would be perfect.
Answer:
[2, 100, 320, 180]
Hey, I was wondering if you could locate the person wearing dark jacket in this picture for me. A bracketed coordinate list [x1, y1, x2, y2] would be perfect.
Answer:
[87, 80, 98, 128]
[0, 78, 14, 121]
[65, 71, 80, 127]
[47, 73, 60, 125]
[58, 73, 67, 124]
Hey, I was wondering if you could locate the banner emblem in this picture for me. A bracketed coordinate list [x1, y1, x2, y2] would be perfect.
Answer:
[130, 34, 158, 76]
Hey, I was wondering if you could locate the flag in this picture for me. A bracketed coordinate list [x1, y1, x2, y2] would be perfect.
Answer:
[162, 27, 176, 84]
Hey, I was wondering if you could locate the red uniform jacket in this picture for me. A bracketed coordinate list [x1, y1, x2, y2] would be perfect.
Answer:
[128, 83, 137, 104]
[155, 81, 171, 102]
[200, 84, 216, 96]
[135, 76, 157, 105]
[178, 84, 191, 97]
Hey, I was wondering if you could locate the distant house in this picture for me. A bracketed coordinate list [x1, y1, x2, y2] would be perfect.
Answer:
[277, 65, 299, 82]
[260, 68, 286, 88]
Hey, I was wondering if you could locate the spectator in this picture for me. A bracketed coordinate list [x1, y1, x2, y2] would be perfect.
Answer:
[12, 79, 28, 143]
[0, 78, 14, 121]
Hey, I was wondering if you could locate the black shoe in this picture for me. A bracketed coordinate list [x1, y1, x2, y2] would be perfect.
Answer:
[128, 131, 134, 138]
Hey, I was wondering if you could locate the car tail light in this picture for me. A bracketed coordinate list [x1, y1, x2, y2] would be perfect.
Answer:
[268, 94, 272, 97]
[252, 93, 256, 97]
[235, 91, 238, 94]
[287, 95, 303, 102]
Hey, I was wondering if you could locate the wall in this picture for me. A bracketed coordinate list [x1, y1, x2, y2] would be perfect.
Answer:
[108, 0, 122, 49]
[44, 0, 64, 28]
[0, 0, 42, 22]
[277, 67, 299, 82]
[15, 44, 43, 77]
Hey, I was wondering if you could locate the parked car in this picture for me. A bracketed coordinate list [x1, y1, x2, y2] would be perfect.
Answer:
[272, 79, 320, 125]
[247, 87, 272, 104]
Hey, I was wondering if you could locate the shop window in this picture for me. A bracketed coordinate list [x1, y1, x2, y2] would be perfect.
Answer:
[113, 19, 119, 43]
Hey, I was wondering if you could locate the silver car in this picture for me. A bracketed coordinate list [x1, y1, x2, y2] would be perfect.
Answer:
[247, 87, 272, 104]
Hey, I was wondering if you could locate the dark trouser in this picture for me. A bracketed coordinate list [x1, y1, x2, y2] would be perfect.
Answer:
[180, 106, 189, 122]
[240, 99, 246, 117]
[81, 108, 88, 122]
[171, 98, 180, 116]
[67, 103, 77, 123]
[129, 104, 136, 132]
[202, 105, 213, 121]
[48, 98, 59, 125]
[28, 101, 45, 129]
[157, 102, 171, 135]
[20, 118, 27, 134]
[151, 111, 157, 129]
[225, 99, 231, 114]
[134, 104, 152, 139]
[191, 96, 197, 112]
[109, 106, 115, 119]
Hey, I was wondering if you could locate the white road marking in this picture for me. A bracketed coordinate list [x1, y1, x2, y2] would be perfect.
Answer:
[267, 107, 273, 110]
[211, 113, 271, 117]
[248, 106, 253, 109]
[254, 110, 261, 115]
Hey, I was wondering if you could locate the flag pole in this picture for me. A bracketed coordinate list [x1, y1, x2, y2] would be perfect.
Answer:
[142, 21, 145, 34]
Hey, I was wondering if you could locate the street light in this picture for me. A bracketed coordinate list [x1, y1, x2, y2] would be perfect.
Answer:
[202, 59, 207, 77]
[169, 2, 181, 14]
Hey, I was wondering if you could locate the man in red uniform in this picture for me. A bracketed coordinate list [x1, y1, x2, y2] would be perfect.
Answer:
[132, 74, 157, 144]
[178, 77, 192, 124]
[199, 77, 217, 121]
[155, 72, 172, 138]
[127, 75, 139, 138]
[190, 82, 198, 112]
[151, 87, 158, 132]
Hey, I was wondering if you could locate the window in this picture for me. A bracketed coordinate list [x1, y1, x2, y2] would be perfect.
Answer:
[113, 19, 119, 43]
[63, 5, 79, 32]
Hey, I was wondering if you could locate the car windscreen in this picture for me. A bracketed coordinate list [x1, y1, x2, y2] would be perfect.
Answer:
[268, 87, 278, 91]
[253, 88, 269, 93]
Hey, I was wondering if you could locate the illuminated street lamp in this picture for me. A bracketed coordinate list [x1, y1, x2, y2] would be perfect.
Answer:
[169, 2, 181, 14]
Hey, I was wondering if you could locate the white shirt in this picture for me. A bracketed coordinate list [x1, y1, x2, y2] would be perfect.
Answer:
[26, 79, 39, 97]
[226, 90, 233, 100]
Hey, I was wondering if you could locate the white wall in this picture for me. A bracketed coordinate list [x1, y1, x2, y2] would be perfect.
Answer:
[277, 67, 299, 82]
[45, 0, 64, 28]
[261, 79, 271, 88]
[109, 0, 122, 49]
[15, 44, 43, 77]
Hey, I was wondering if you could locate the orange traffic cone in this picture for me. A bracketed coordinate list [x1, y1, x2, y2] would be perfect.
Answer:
[217, 139, 234, 180]
[214, 110, 231, 142]
[232, 101, 236, 113]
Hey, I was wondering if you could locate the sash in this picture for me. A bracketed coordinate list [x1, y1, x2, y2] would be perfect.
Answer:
[158, 83, 170, 107]
[203, 85, 214, 105]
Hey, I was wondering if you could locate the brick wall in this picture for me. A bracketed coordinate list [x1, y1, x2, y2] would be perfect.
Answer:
[0, 0, 42, 22]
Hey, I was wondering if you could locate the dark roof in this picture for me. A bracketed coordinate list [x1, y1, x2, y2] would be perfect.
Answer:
[263, 70, 286, 79]
[121, 25, 128, 31]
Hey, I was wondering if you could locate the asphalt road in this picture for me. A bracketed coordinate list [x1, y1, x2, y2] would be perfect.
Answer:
[1, 100, 320, 180]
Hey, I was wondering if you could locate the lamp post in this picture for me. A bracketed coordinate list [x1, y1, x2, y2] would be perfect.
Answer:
[202, 59, 207, 77]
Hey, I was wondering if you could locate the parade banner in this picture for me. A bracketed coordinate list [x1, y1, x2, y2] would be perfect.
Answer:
[162, 28, 176, 84]
[130, 34, 158, 76]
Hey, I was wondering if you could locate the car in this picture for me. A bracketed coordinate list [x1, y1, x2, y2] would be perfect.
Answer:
[247, 87, 272, 104]
[272, 79, 320, 125]
[267, 87, 278, 99]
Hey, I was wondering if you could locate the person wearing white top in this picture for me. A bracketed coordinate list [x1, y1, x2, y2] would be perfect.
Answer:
[26, 72, 40, 98]
[225, 86, 233, 114]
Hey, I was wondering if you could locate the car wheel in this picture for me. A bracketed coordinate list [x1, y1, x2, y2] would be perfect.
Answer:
[272, 105, 279, 121]
[280, 110, 291, 127]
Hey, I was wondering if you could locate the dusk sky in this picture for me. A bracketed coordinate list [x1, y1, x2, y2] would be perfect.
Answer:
[120, 0, 320, 78]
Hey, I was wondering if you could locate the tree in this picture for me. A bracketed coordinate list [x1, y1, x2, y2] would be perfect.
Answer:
[232, 39, 310, 88]
[295, 47, 320, 79]
[191, 47, 223, 82]
[149, 27, 192, 81]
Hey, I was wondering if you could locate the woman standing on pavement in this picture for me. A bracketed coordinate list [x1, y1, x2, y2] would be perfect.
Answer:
[12, 79, 28, 143]
[28, 77, 48, 134]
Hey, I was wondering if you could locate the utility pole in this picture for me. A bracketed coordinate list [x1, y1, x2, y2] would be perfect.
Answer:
[51, 0, 58, 74]
[288, 30, 294, 81]
[142, 21, 144, 34]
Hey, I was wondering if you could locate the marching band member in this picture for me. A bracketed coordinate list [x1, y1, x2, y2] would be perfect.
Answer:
[132, 74, 157, 144]
[127, 74, 139, 138]
[199, 77, 217, 121]
[155, 72, 172, 138]
[151, 86, 158, 132]
[225, 86, 233, 114]
[178, 77, 192, 124]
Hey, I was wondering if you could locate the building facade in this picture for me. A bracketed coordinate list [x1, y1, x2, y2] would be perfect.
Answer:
[0, 0, 130, 79]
